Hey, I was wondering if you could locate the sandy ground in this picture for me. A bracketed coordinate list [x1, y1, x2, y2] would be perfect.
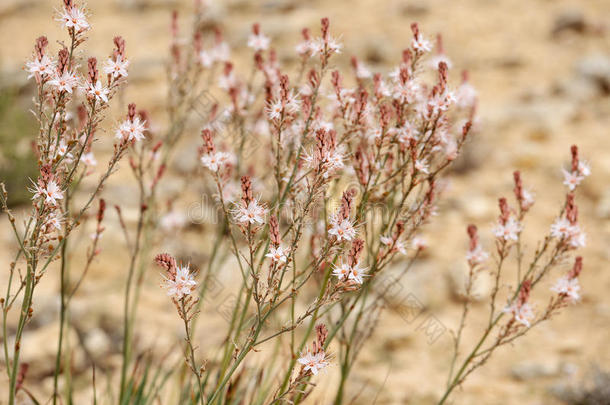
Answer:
[1, 0, 610, 404]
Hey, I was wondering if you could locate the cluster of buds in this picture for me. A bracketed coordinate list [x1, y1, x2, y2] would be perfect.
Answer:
[492, 197, 522, 243]
[115, 103, 147, 144]
[297, 324, 330, 376]
[550, 193, 586, 249]
[199, 129, 236, 173]
[155, 253, 197, 302]
[503, 279, 534, 327]
[328, 190, 357, 243]
[333, 238, 367, 286]
[231, 176, 267, 229]
[562, 145, 591, 190]
[465, 224, 488, 267]
[512, 171, 535, 215]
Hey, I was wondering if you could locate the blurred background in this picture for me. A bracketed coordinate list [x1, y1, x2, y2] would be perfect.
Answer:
[1, 0, 610, 403]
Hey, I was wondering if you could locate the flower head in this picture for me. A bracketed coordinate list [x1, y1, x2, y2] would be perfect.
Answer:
[26, 55, 56, 79]
[116, 116, 147, 142]
[233, 199, 267, 225]
[493, 217, 522, 241]
[57, 6, 90, 32]
[328, 214, 356, 242]
[551, 276, 581, 302]
[163, 264, 197, 300]
[297, 350, 328, 376]
[266, 245, 288, 264]
[103, 55, 129, 78]
[32, 179, 63, 206]
[87, 80, 109, 103]
[49, 70, 79, 93]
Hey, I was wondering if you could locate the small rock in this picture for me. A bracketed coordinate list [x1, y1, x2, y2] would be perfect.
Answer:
[552, 10, 587, 36]
[577, 54, 610, 96]
[511, 360, 562, 381]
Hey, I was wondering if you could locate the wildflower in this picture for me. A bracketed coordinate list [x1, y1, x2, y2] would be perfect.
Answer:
[297, 351, 328, 376]
[116, 116, 146, 142]
[56, 6, 90, 32]
[80, 152, 97, 166]
[550, 218, 573, 239]
[503, 279, 534, 327]
[247, 30, 270, 52]
[503, 301, 535, 327]
[466, 245, 488, 265]
[26, 55, 56, 79]
[551, 277, 580, 301]
[198, 50, 214, 68]
[103, 55, 129, 78]
[46, 211, 63, 231]
[380, 236, 407, 255]
[49, 70, 79, 93]
[562, 168, 584, 191]
[332, 261, 351, 281]
[347, 262, 367, 284]
[411, 236, 427, 250]
[163, 264, 197, 300]
[200, 151, 235, 172]
[266, 246, 288, 264]
[265, 99, 283, 121]
[87, 80, 110, 103]
[233, 199, 267, 225]
[328, 214, 356, 242]
[32, 179, 63, 206]
[493, 217, 522, 241]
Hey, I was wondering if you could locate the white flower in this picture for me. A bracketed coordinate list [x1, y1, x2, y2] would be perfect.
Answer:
[551, 276, 580, 301]
[328, 214, 356, 242]
[456, 82, 477, 109]
[247, 33, 270, 51]
[392, 80, 419, 104]
[569, 227, 586, 248]
[356, 63, 372, 79]
[200, 151, 235, 172]
[503, 301, 534, 328]
[411, 236, 427, 250]
[332, 261, 351, 280]
[233, 200, 267, 225]
[412, 36, 432, 53]
[32, 179, 63, 206]
[285, 92, 301, 114]
[163, 265, 197, 300]
[116, 117, 147, 142]
[493, 217, 522, 241]
[380, 236, 407, 255]
[198, 50, 215, 68]
[466, 245, 489, 265]
[26, 55, 56, 79]
[395, 122, 419, 144]
[80, 152, 97, 167]
[521, 189, 535, 210]
[578, 161, 591, 177]
[295, 40, 311, 55]
[348, 263, 367, 285]
[87, 80, 110, 103]
[103, 56, 129, 78]
[266, 246, 288, 264]
[310, 36, 342, 56]
[265, 99, 283, 121]
[550, 218, 573, 239]
[562, 169, 584, 191]
[46, 211, 63, 231]
[297, 350, 328, 375]
[56, 6, 90, 32]
[49, 71, 79, 93]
